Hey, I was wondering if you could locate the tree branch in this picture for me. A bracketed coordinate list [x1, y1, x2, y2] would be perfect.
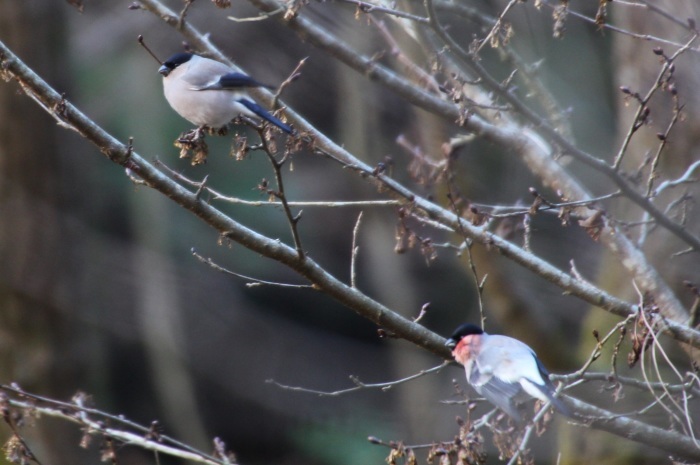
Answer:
[567, 396, 700, 460]
[0, 386, 231, 465]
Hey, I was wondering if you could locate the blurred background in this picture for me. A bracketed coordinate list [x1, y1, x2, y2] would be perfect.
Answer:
[1, 0, 699, 464]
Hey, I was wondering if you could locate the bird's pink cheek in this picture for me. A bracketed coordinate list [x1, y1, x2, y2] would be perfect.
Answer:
[452, 344, 471, 365]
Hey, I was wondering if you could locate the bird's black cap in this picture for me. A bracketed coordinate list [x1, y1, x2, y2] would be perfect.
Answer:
[445, 323, 484, 347]
[158, 53, 193, 76]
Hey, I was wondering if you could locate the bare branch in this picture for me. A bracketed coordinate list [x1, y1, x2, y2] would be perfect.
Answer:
[506, 397, 553, 465]
[0, 385, 228, 465]
[475, 0, 518, 53]
[653, 160, 700, 197]
[565, 395, 700, 460]
[267, 361, 449, 396]
[257, 127, 306, 260]
[333, 0, 429, 24]
[191, 249, 313, 288]
[350, 211, 363, 289]
[538, 0, 700, 52]
[227, 7, 284, 22]
[613, 36, 694, 170]
[552, 372, 700, 396]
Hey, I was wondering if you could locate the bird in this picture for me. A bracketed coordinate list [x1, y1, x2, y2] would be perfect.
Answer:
[158, 52, 292, 134]
[445, 323, 571, 422]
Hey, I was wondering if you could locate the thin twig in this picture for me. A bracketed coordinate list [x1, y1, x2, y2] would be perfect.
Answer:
[506, 399, 551, 465]
[653, 160, 700, 197]
[645, 102, 682, 197]
[634, 285, 699, 444]
[475, 0, 518, 54]
[350, 211, 363, 289]
[522, 213, 532, 252]
[273, 57, 307, 107]
[567, 315, 636, 382]
[433, 0, 573, 138]
[258, 129, 305, 260]
[227, 7, 284, 22]
[333, 0, 429, 23]
[154, 158, 401, 208]
[538, 0, 700, 53]
[191, 249, 313, 288]
[473, 191, 621, 219]
[0, 397, 44, 465]
[613, 35, 696, 170]
[371, 18, 441, 95]
[445, 186, 486, 327]
[177, 0, 194, 29]
[267, 361, 449, 396]
[551, 371, 700, 396]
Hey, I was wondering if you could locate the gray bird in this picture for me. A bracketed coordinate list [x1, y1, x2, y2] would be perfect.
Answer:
[158, 53, 292, 134]
[445, 323, 571, 422]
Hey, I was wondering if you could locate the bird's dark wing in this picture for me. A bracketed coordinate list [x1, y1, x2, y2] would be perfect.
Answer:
[237, 98, 292, 134]
[469, 363, 524, 422]
[535, 356, 552, 380]
[218, 73, 272, 89]
[528, 357, 573, 417]
[191, 73, 273, 91]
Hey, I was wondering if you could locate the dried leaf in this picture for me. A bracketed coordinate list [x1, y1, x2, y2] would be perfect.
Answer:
[66, 0, 84, 12]
[552, 2, 568, 39]
[578, 210, 604, 241]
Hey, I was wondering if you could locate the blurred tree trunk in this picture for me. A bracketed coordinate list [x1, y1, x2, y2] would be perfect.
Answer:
[0, 0, 78, 458]
[566, 3, 700, 464]
[611, 2, 700, 289]
[0, 0, 64, 387]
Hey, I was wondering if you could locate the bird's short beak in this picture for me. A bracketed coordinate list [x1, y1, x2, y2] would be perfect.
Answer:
[444, 338, 456, 349]
[158, 65, 170, 76]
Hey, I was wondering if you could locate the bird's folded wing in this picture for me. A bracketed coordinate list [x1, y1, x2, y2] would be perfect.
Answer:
[193, 72, 272, 91]
[470, 364, 523, 421]
[219, 73, 271, 89]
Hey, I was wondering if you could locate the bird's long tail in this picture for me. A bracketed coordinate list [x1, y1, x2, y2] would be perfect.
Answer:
[237, 98, 293, 134]
[533, 383, 573, 418]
